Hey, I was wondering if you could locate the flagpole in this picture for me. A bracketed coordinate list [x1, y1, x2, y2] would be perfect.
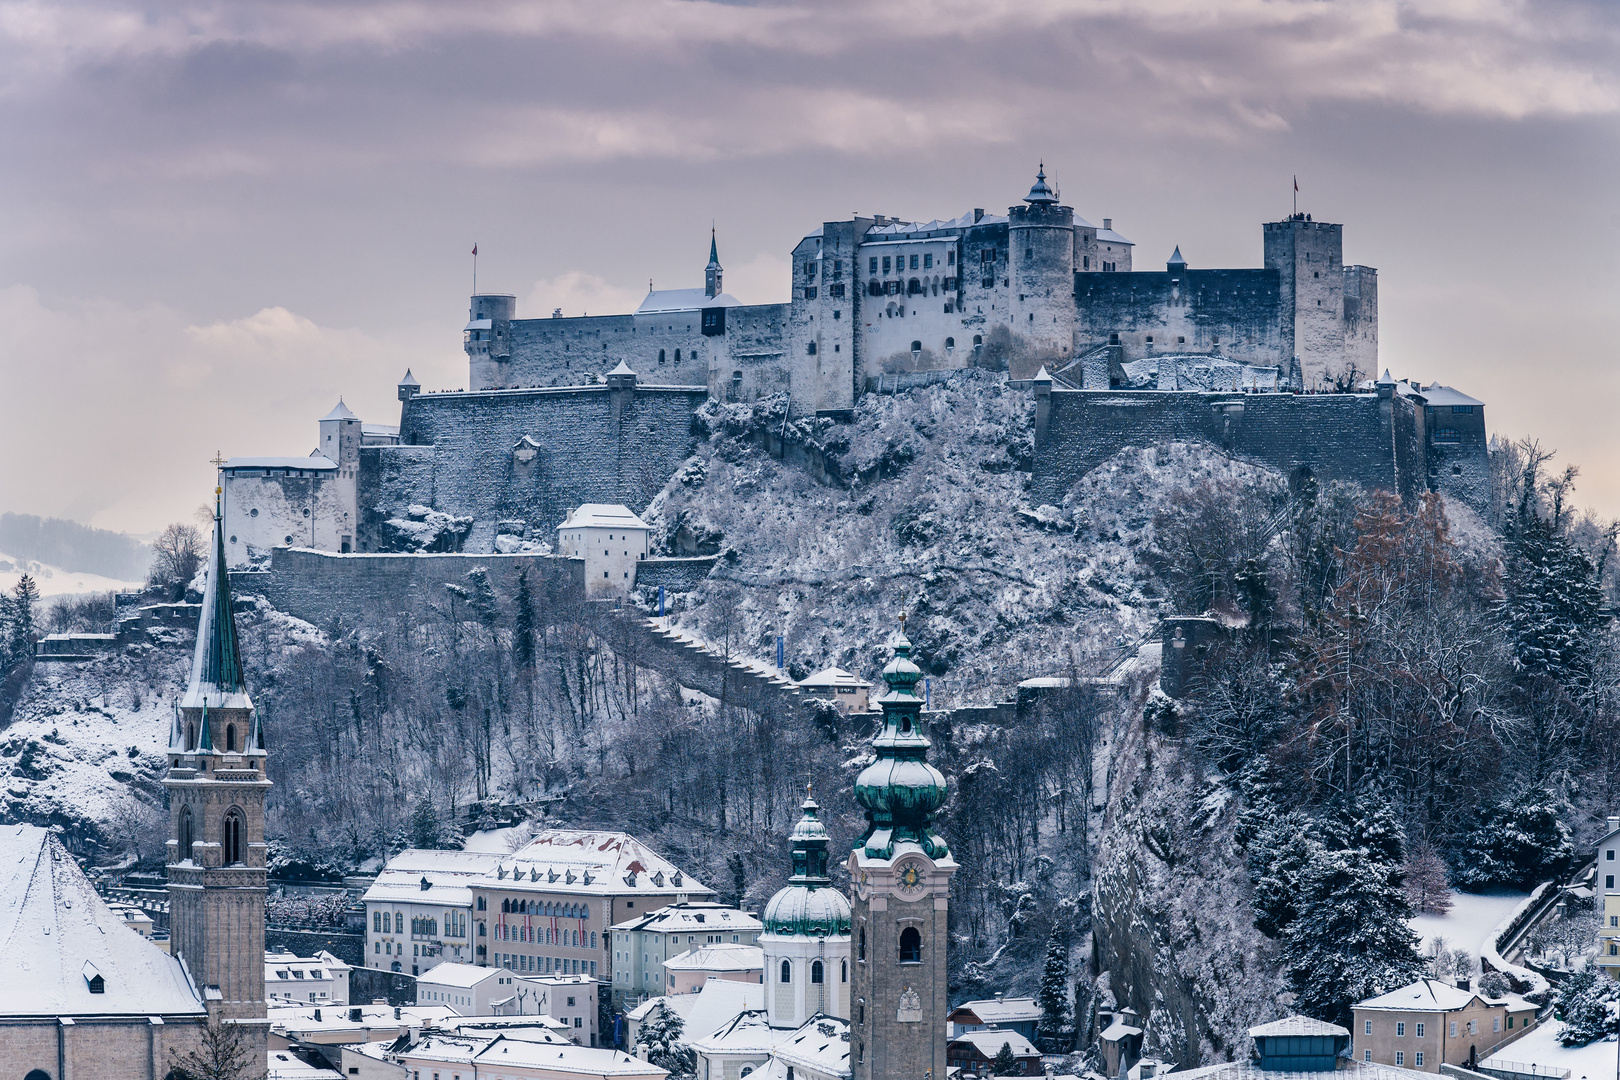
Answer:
[472, 244, 478, 295]
[1292, 176, 1297, 217]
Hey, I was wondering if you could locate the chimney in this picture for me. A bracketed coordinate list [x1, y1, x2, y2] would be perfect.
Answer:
[395, 1006, 402, 1020]
[1103, 218, 1112, 231]
[974, 208, 984, 223]
[1607, 815, 1618, 834]
[1456, 976, 1470, 991]
[350, 1007, 363, 1022]
[314, 1008, 322, 1021]
[995, 992, 1004, 1002]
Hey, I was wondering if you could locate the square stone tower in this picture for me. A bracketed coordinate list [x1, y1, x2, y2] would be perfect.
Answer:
[1264, 216, 1349, 390]
[166, 495, 271, 1043]
[849, 631, 957, 1080]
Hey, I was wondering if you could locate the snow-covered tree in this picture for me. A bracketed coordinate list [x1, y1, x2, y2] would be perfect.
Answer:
[1283, 844, 1425, 1026]
[1036, 929, 1071, 1048]
[1453, 788, 1574, 890]
[408, 797, 461, 850]
[1404, 840, 1452, 916]
[1502, 516, 1605, 687]
[1249, 813, 1321, 939]
[641, 1002, 696, 1078]
[991, 1041, 1019, 1076]
[1554, 970, 1618, 1046]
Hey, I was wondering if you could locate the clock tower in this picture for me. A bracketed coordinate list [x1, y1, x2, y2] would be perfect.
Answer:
[849, 631, 956, 1080]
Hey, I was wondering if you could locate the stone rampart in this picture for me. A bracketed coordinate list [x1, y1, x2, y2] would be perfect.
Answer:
[636, 556, 719, 592]
[237, 548, 580, 630]
[373, 382, 708, 551]
[1031, 388, 1430, 505]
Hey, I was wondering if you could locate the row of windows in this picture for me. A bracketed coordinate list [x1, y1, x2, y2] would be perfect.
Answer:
[500, 898, 593, 918]
[496, 952, 596, 976]
[869, 252, 957, 274]
[865, 278, 958, 298]
[778, 958, 848, 983]
[853, 926, 922, 962]
[1365, 1018, 1504, 1038]
[496, 923, 597, 948]
[175, 805, 247, 865]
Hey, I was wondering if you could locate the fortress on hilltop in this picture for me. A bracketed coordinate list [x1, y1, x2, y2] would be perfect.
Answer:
[218, 166, 1488, 582]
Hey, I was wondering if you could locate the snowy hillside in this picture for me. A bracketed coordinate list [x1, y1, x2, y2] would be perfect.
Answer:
[0, 549, 142, 597]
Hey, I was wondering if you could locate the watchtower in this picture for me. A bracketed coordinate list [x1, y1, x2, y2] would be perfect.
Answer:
[1264, 216, 1346, 389]
[1008, 165, 1077, 372]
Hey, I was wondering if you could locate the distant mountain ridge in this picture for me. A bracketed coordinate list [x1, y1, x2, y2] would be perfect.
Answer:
[0, 513, 150, 582]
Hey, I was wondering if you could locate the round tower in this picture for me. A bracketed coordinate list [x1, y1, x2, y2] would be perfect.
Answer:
[1008, 164, 1077, 373]
[466, 293, 517, 389]
[762, 791, 852, 1028]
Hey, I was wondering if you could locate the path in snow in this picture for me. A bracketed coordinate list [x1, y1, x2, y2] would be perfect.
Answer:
[1483, 1019, 1617, 1080]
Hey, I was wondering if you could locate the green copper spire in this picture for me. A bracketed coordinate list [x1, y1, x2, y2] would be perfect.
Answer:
[707, 227, 721, 269]
[182, 490, 249, 710]
[853, 629, 949, 860]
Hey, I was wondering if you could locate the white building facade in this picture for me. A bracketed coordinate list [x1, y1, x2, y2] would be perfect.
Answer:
[612, 903, 763, 1005]
[558, 503, 652, 597]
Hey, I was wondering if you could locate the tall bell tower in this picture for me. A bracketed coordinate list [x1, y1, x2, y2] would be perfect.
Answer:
[849, 628, 956, 1080]
[166, 489, 270, 1042]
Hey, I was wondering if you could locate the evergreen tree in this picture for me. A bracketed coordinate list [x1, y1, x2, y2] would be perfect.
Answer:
[1250, 813, 1321, 939]
[1282, 845, 1425, 1026]
[641, 1002, 696, 1078]
[408, 796, 460, 850]
[514, 570, 536, 670]
[6, 575, 38, 665]
[1348, 799, 1406, 872]
[1502, 519, 1605, 687]
[991, 1041, 1019, 1076]
[1555, 970, 1618, 1046]
[1036, 929, 1071, 1048]
[1454, 788, 1574, 890]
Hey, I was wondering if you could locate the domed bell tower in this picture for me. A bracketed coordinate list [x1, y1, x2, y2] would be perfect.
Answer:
[761, 790, 852, 1028]
[849, 627, 956, 1080]
[165, 487, 270, 1043]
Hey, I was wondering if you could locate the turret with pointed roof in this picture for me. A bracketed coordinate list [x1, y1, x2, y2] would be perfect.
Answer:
[165, 490, 270, 1039]
[705, 227, 724, 299]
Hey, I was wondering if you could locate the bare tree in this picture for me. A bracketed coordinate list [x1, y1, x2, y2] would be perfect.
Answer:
[167, 1017, 266, 1079]
[149, 523, 205, 599]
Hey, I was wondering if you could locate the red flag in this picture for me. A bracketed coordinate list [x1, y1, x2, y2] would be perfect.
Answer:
[472, 244, 478, 256]
[1293, 177, 1298, 192]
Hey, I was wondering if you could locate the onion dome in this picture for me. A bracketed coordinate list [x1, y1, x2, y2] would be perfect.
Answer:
[1023, 163, 1059, 206]
[762, 792, 851, 938]
[853, 634, 949, 860]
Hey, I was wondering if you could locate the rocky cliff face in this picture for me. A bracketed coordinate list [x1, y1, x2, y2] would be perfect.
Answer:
[1091, 692, 1285, 1066]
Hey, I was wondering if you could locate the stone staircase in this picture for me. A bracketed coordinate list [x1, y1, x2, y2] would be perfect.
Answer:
[636, 618, 810, 713]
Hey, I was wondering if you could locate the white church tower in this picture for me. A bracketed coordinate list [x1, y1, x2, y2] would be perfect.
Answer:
[760, 790, 851, 1028]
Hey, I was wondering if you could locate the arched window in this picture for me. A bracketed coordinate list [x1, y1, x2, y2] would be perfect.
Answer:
[225, 724, 237, 753]
[658, 349, 666, 363]
[973, 334, 983, 346]
[222, 808, 244, 865]
[842, 959, 848, 982]
[395, 912, 404, 933]
[910, 340, 922, 354]
[390, 961, 402, 973]
[502, 899, 510, 913]
[177, 806, 194, 863]
[186, 723, 196, 751]
[674, 349, 682, 363]
[545, 902, 554, 917]
[899, 926, 922, 963]
[908, 278, 922, 295]
[811, 960, 824, 984]
[945, 337, 955, 351]
[868, 280, 882, 297]
[858, 927, 865, 961]
[780, 959, 792, 983]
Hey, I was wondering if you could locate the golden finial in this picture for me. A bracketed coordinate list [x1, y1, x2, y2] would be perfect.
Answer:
[899, 612, 908, 633]
[210, 450, 225, 469]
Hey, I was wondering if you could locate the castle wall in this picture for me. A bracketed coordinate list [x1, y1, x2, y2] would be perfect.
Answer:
[1264, 219, 1349, 389]
[711, 303, 792, 403]
[476, 312, 733, 391]
[0, 1013, 214, 1080]
[1073, 269, 1283, 369]
[1425, 401, 1490, 510]
[377, 384, 707, 551]
[223, 472, 350, 568]
[1031, 389, 1426, 505]
[237, 549, 580, 629]
[1343, 265, 1379, 377]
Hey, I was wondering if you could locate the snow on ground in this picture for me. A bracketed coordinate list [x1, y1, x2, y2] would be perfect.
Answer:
[462, 823, 535, 853]
[1410, 889, 1530, 961]
[0, 549, 141, 597]
[1483, 1020, 1617, 1080]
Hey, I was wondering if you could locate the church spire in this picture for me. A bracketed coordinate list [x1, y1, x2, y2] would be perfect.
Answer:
[181, 494, 249, 712]
[853, 626, 949, 860]
[705, 226, 723, 298]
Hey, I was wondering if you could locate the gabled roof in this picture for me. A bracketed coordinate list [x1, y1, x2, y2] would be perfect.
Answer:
[321, 399, 359, 422]
[948, 1029, 1040, 1057]
[630, 979, 765, 1041]
[223, 456, 339, 471]
[771, 1015, 852, 1075]
[949, 996, 1042, 1024]
[0, 824, 205, 1018]
[471, 1034, 669, 1076]
[1248, 1014, 1348, 1037]
[796, 667, 870, 691]
[1413, 384, 1485, 408]
[690, 1008, 777, 1054]
[180, 511, 251, 712]
[612, 902, 758, 934]
[560, 505, 651, 532]
[608, 360, 637, 377]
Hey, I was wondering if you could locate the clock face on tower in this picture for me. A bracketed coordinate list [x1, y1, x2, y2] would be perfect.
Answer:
[896, 859, 927, 899]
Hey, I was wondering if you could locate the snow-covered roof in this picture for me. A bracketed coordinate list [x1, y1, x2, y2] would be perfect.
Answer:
[0, 824, 205, 1018]
[864, 211, 1007, 238]
[1096, 227, 1133, 245]
[1355, 977, 1503, 1012]
[630, 979, 765, 1040]
[770, 1015, 852, 1075]
[949, 996, 1042, 1023]
[663, 944, 764, 972]
[268, 1001, 455, 1037]
[608, 359, 637, 376]
[1100, 1017, 1143, 1041]
[267, 1049, 345, 1078]
[361, 848, 496, 907]
[1177, 1061, 1419, 1080]
[473, 1035, 669, 1077]
[417, 962, 504, 989]
[636, 289, 742, 314]
[321, 400, 359, 422]
[465, 318, 494, 330]
[1248, 1015, 1348, 1037]
[361, 423, 399, 437]
[949, 1029, 1040, 1057]
[612, 902, 758, 934]
[560, 505, 652, 533]
[224, 456, 339, 471]
[795, 667, 870, 691]
[493, 829, 712, 899]
[398, 368, 420, 387]
[1413, 384, 1485, 408]
[266, 948, 349, 979]
[690, 1008, 777, 1055]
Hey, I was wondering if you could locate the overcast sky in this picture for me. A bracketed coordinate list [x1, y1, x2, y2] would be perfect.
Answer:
[1, 0, 1616, 535]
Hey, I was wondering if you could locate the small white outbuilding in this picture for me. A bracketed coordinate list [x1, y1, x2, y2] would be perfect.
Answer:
[558, 504, 652, 598]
